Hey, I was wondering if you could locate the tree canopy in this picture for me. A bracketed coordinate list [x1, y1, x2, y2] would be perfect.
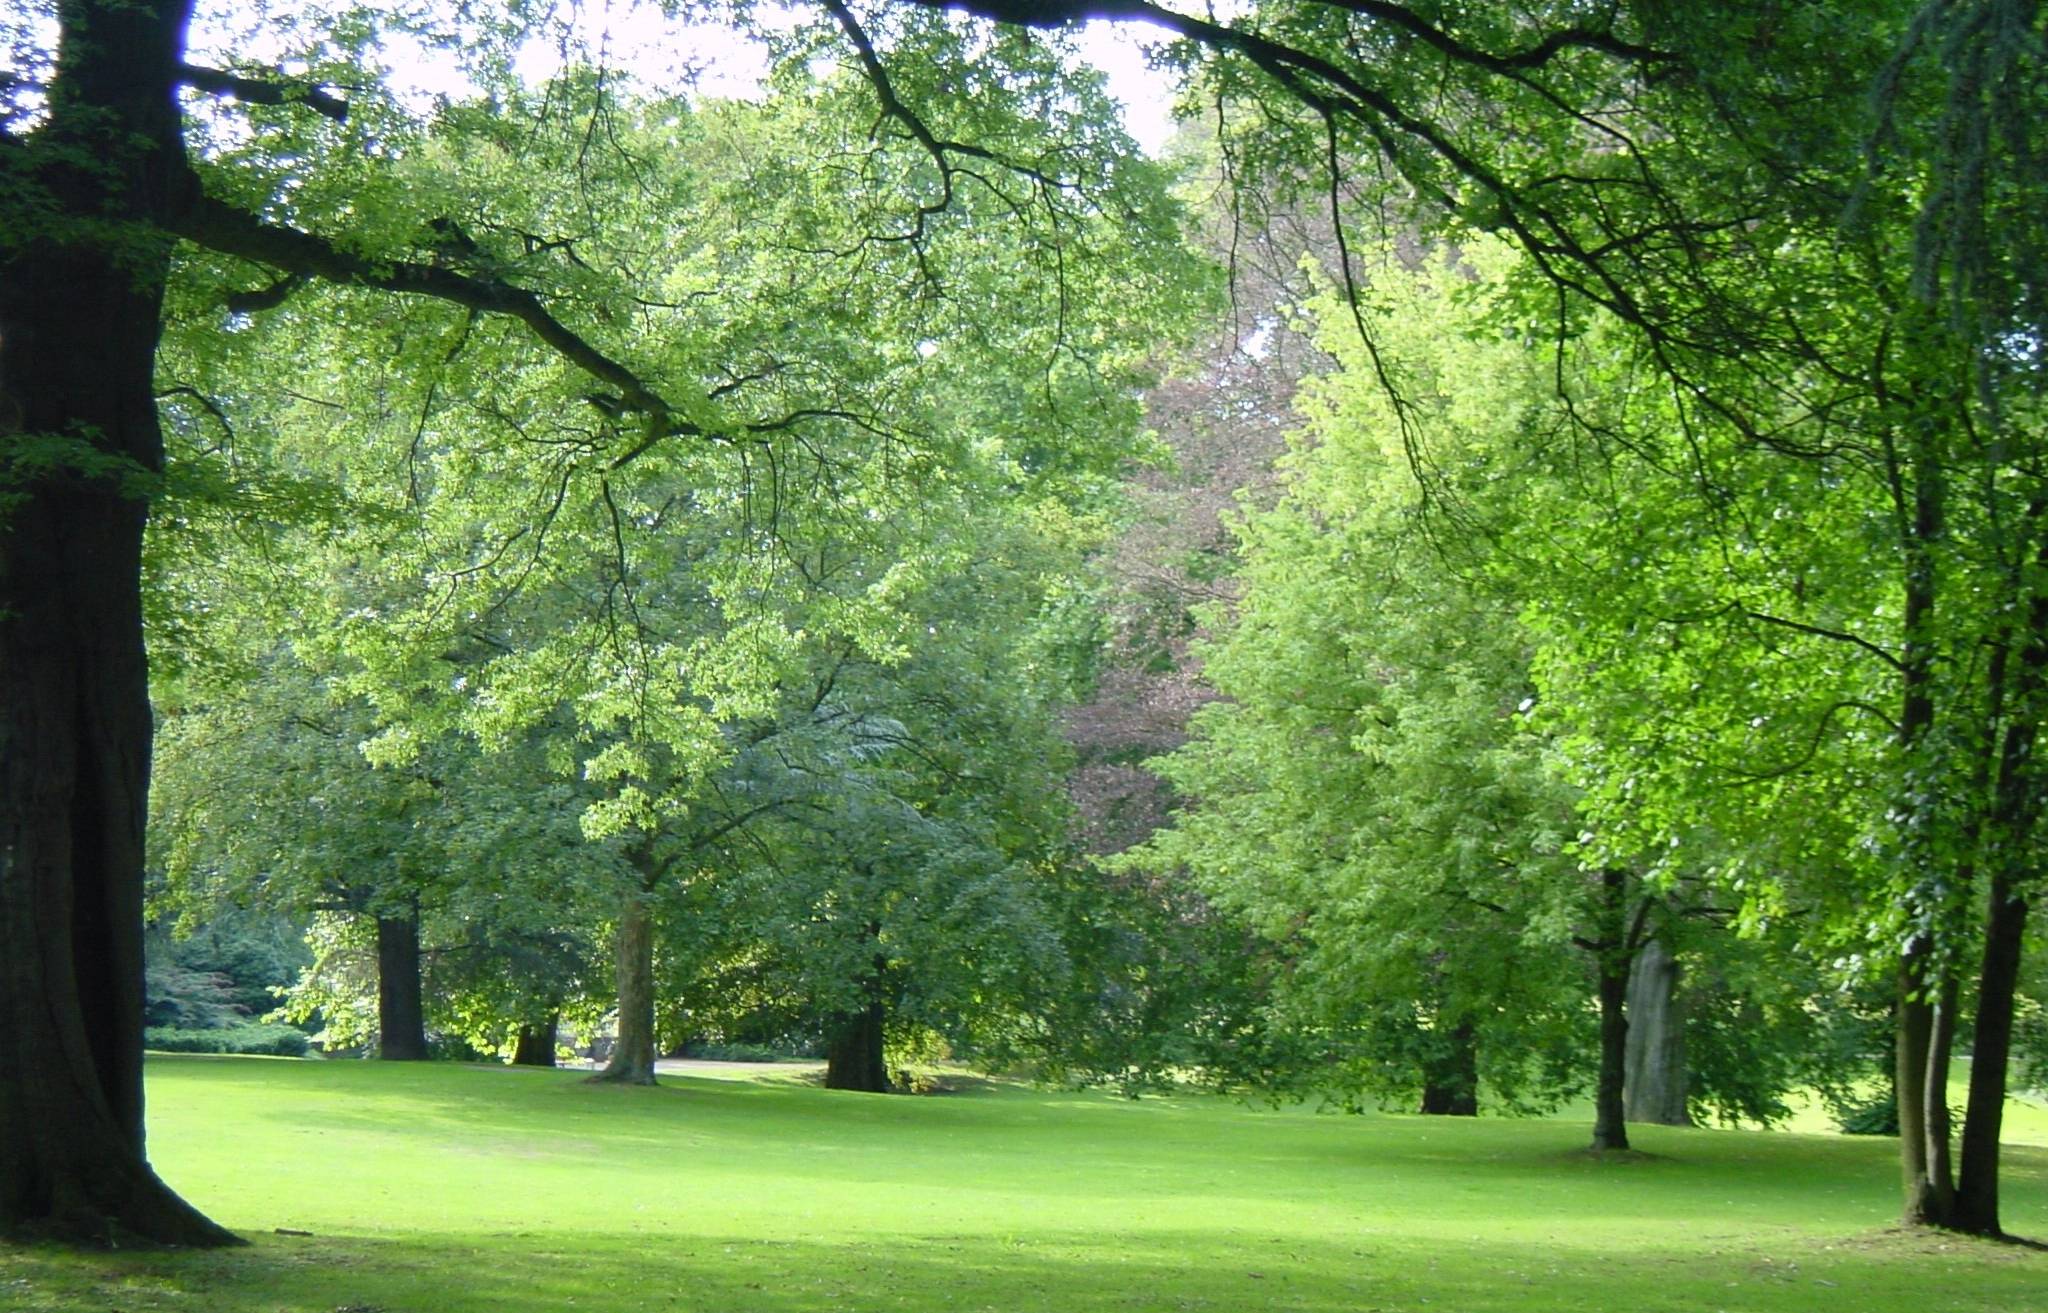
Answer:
[3, 0, 2044, 1248]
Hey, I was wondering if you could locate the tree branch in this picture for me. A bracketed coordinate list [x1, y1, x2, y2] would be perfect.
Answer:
[170, 187, 709, 460]
[178, 63, 350, 123]
[223, 272, 304, 314]
[1743, 608, 1906, 672]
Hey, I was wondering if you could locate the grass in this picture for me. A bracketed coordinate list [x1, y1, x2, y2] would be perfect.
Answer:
[3, 1056, 2045, 1312]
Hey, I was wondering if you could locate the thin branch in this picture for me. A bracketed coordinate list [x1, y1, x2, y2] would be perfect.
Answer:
[1743, 608, 1907, 671]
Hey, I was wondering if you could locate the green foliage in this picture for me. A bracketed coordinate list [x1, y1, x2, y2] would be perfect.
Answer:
[144, 906, 308, 1032]
[143, 1025, 312, 1058]
[141, 962, 247, 1033]
[1118, 242, 1591, 1110]
[148, 42, 1212, 1083]
[1840, 1098, 1904, 1138]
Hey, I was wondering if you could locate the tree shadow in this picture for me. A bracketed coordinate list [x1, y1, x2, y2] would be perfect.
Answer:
[7, 1219, 2045, 1313]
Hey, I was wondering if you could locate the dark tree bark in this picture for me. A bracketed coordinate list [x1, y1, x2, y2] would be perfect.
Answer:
[1955, 878, 2028, 1235]
[374, 911, 428, 1061]
[1588, 869, 1632, 1152]
[824, 997, 890, 1093]
[1416, 1018, 1478, 1116]
[593, 890, 656, 1085]
[1952, 519, 2048, 1236]
[1591, 959, 1631, 1152]
[1623, 935, 1690, 1127]
[512, 1013, 560, 1067]
[0, 0, 236, 1247]
[825, 927, 891, 1094]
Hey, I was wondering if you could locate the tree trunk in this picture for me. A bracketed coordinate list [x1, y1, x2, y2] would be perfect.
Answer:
[0, 0, 236, 1247]
[1589, 870, 1631, 1152]
[1624, 935, 1690, 1127]
[1889, 342, 1964, 1228]
[1897, 940, 1960, 1225]
[375, 912, 428, 1061]
[593, 891, 656, 1085]
[1953, 523, 2048, 1236]
[1416, 1017, 1478, 1116]
[1591, 957, 1631, 1151]
[1955, 879, 2027, 1235]
[512, 1013, 559, 1067]
[825, 996, 890, 1093]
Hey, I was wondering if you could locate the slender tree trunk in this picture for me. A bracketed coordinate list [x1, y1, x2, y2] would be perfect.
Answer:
[1589, 870, 1631, 1152]
[1955, 877, 2028, 1235]
[1591, 958, 1631, 1151]
[1891, 409, 1963, 1227]
[1417, 1018, 1478, 1116]
[824, 996, 890, 1093]
[593, 891, 656, 1085]
[1896, 943, 1949, 1223]
[1624, 935, 1691, 1127]
[1953, 521, 2048, 1235]
[512, 1013, 560, 1067]
[374, 911, 428, 1061]
[0, 0, 235, 1247]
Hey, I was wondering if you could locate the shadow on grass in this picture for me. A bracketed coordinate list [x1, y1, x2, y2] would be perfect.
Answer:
[6, 1220, 2045, 1313]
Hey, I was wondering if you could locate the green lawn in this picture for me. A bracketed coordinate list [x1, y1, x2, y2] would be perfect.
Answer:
[4, 1055, 2045, 1312]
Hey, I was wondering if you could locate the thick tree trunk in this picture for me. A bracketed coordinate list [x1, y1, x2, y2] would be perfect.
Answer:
[1416, 1018, 1478, 1116]
[0, 0, 235, 1247]
[1624, 936, 1690, 1127]
[825, 996, 890, 1093]
[593, 892, 656, 1085]
[512, 1013, 559, 1067]
[374, 912, 428, 1061]
[826, 928, 891, 1094]
[1589, 870, 1631, 1152]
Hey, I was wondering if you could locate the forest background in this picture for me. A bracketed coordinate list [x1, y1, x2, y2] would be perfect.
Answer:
[2, 0, 2046, 1253]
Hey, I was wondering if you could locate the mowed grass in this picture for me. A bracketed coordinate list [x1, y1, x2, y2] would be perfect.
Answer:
[4, 1057, 2046, 1312]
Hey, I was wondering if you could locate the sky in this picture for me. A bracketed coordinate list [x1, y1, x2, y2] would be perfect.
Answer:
[289, 3, 1187, 155]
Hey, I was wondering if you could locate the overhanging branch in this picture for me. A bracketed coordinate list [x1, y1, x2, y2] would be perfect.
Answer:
[170, 185, 706, 459]
[178, 63, 350, 123]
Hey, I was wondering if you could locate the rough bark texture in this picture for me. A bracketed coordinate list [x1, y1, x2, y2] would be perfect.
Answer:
[0, 0, 236, 1246]
[374, 912, 428, 1061]
[512, 1014, 559, 1067]
[593, 892, 656, 1085]
[1416, 1018, 1478, 1116]
[1623, 936, 1690, 1127]
[824, 998, 890, 1093]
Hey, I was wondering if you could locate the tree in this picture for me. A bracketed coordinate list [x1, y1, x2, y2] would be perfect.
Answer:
[1114, 241, 1587, 1124]
[1128, 239, 1887, 1150]
[8, 0, 2034, 1243]
[919, 0, 2041, 1232]
[152, 655, 617, 1061]
[694, 541, 1095, 1093]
